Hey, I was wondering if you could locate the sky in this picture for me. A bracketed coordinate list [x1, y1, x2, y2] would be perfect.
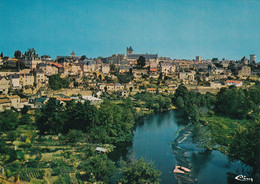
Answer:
[1, 0, 260, 60]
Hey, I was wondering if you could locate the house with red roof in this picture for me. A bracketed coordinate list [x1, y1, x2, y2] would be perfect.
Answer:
[226, 80, 243, 87]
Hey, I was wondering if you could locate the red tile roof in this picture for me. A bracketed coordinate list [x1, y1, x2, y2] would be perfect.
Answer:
[57, 98, 72, 101]
[147, 88, 156, 91]
[226, 80, 242, 84]
[52, 63, 63, 68]
[150, 68, 157, 72]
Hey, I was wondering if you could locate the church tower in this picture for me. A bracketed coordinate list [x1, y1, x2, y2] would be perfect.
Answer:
[70, 51, 75, 58]
[126, 46, 133, 56]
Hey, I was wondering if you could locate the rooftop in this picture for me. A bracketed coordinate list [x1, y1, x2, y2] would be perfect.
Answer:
[127, 54, 158, 60]
[0, 99, 11, 104]
[7, 95, 20, 99]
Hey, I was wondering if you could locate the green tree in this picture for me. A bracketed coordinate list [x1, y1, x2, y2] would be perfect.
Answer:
[80, 55, 86, 60]
[215, 87, 251, 119]
[14, 50, 22, 59]
[0, 110, 18, 131]
[2, 150, 26, 184]
[48, 74, 69, 90]
[77, 154, 116, 183]
[137, 56, 146, 68]
[62, 101, 99, 133]
[86, 100, 136, 143]
[35, 98, 64, 135]
[174, 84, 189, 105]
[228, 118, 260, 166]
[0, 139, 10, 154]
[176, 96, 185, 109]
[117, 73, 133, 83]
[110, 63, 117, 73]
[129, 86, 133, 92]
[185, 103, 199, 123]
[211, 58, 218, 62]
[62, 129, 87, 144]
[118, 158, 161, 184]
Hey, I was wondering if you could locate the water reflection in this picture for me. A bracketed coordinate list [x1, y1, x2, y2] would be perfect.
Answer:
[109, 110, 254, 184]
[108, 141, 133, 163]
[191, 150, 213, 176]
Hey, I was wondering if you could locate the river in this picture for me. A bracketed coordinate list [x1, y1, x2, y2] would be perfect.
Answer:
[109, 110, 254, 184]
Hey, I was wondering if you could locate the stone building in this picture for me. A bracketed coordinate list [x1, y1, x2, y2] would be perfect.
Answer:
[238, 66, 251, 77]
[0, 76, 10, 94]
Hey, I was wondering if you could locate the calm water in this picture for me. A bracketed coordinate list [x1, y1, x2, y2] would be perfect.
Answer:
[110, 110, 254, 184]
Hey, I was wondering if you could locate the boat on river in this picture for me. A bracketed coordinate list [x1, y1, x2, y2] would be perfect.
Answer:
[173, 166, 191, 174]
[235, 175, 253, 182]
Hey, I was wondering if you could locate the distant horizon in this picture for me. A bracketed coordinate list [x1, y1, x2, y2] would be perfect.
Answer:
[0, 47, 256, 62]
[1, 0, 259, 61]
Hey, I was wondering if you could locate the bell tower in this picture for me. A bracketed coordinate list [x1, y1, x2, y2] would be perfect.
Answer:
[126, 46, 133, 56]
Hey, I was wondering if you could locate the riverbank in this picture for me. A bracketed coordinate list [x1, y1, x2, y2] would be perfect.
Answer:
[198, 115, 246, 152]
[111, 110, 254, 184]
[172, 114, 259, 183]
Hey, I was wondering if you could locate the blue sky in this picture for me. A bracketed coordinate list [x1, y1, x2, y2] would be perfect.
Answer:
[1, 0, 260, 60]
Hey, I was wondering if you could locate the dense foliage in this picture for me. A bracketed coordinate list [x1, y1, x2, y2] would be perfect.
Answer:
[134, 92, 172, 112]
[173, 84, 260, 167]
[116, 73, 134, 83]
[118, 158, 162, 184]
[228, 117, 260, 166]
[137, 56, 146, 68]
[78, 153, 116, 183]
[0, 110, 18, 131]
[173, 84, 215, 122]
[36, 98, 137, 144]
[1, 84, 259, 183]
[48, 74, 70, 90]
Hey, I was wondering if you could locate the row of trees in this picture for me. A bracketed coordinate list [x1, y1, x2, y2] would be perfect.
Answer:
[215, 85, 260, 119]
[173, 84, 260, 121]
[173, 84, 260, 167]
[76, 146, 161, 183]
[173, 84, 215, 122]
[134, 92, 172, 112]
[36, 98, 137, 144]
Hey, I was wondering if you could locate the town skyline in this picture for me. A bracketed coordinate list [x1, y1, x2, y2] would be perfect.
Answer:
[0, 47, 258, 63]
[1, 0, 260, 60]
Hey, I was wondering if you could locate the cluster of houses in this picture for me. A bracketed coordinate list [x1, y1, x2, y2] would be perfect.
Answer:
[0, 71, 48, 94]
[0, 93, 103, 112]
[0, 47, 259, 112]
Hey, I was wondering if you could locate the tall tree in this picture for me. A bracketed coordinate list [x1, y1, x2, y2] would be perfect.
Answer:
[228, 118, 260, 167]
[211, 58, 218, 62]
[0, 110, 18, 131]
[78, 154, 116, 183]
[118, 158, 161, 184]
[137, 56, 146, 68]
[14, 50, 22, 59]
[80, 55, 86, 60]
[35, 98, 64, 135]
[174, 84, 189, 105]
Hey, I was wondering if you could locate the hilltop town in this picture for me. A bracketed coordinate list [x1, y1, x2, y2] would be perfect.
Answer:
[0, 47, 259, 112]
[0, 48, 259, 184]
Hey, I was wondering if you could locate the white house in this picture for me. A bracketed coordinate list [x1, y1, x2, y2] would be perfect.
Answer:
[226, 80, 243, 87]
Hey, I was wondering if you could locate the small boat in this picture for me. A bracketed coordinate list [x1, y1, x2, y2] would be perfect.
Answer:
[173, 166, 191, 174]
[235, 175, 253, 182]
